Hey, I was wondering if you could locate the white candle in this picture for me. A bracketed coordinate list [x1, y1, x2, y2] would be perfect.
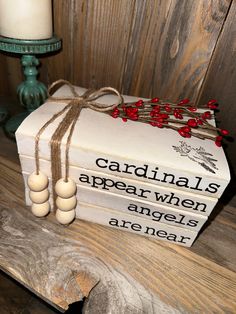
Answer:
[0, 0, 53, 40]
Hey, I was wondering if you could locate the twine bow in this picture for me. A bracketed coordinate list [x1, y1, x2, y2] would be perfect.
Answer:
[47, 79, 123, 113]
[35, 79, 124, 208]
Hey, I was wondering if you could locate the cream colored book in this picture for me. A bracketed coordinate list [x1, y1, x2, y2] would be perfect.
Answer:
[20, 155, 217, 215]
[16, 84, 230, 198]
[23, 181, 198, 246]
[71, 201, 198, 247]
[23, 171, 207, 231]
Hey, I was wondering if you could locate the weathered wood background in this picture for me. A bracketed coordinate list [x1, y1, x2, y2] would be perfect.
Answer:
[0, 0, 235, 174]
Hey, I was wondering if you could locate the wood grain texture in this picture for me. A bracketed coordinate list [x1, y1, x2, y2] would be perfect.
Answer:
[0, 151, 236, 313]
[122, 0, 231, 100]
[0, 56, 9, 95]
[198, 0, 236, 176]
[46, 0, 136, 91]
[43, 0, 74, 84]
[0, 0, 231, 100]
[0, 54, 22, 96]
[72, 0, 135, 90]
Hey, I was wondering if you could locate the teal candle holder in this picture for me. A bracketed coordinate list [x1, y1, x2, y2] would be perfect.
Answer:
[0, 35, 61, 137]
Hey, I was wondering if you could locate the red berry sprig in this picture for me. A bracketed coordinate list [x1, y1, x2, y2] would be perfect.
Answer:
[110, 97, 229, 147]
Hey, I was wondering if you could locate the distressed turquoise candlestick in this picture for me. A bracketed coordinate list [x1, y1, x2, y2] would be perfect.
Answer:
[0, 35, 61, 137]
[18, 55, 48, 110]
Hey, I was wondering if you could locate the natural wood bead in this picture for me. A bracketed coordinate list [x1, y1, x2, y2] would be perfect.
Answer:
[56, 195, 77, 212]
[27, 171, 48, 192]
[56, 209, 75, 225]
[29, 189, 49, 204]
[55, 178, 76, 198]
[31, 201, 50, 217]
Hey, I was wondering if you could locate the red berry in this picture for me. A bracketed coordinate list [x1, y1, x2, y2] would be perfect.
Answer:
[122, 117, 127, 122]
[174, 109, 183, 119]
[135, 100, 143, 107]
[112, 107, 118, 114]
[205, 111, 212, 118]
[178, 98, 190, 105]
[177, 113, 183, 119]
[196, 118, 203, 125]
[164, 104, 172, 112]
[208, 104, 218, 109]
[150, 121, 157, 127]
[207, 99, 217, 105]
[188, 107, 197, 112]
[178, 129, 187, 137]
[215, 141, 222, 147]
[216, 135, 223, 141]
[151, 97, 160, 103]
[152, 116, 163, 122]
[156, 122, 163, 128]
[178, 126, 191, 138]
[220, 129, 229, 136]
[187, 119, 197, 127]
[126, 106, 139, 120]
[153, 105, 160, 112]
[182, 126, 191, 133]
[160, 113, 169, 119]
[201, 111, 212, 120]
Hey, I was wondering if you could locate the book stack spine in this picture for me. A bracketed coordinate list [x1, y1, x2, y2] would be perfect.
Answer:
[16, 85, 230, 247]
[20, 153, 222, 247]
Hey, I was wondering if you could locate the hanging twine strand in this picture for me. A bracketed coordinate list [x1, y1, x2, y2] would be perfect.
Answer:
[35, 103, 71, 175]
[34, 80, 123, 209]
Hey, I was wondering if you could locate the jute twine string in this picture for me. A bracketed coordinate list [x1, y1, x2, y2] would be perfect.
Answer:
[35, 79, 124, 209]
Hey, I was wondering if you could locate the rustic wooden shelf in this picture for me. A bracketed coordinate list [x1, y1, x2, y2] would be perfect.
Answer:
[0, 136, 236, 313]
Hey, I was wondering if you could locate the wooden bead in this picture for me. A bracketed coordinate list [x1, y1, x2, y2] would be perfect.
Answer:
[29, 189, 49, 204]
[31, 201, 50, 217]
[55, 178, 76, 198]
[56, 209, 75, 225]
[27, 171, 48, 192]
[56, 195, 77, 211]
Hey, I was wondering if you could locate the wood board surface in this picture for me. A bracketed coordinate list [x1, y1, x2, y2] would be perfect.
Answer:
[0, 138, 236, 313]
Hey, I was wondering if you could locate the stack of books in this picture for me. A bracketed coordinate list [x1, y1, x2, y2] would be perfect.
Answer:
[16, 85, 230, 247]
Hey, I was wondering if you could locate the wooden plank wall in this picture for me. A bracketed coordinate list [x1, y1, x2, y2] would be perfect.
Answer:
[198, 0, 236, 177]
[47, 0, 231, 101]
[0, 0, 235, 174]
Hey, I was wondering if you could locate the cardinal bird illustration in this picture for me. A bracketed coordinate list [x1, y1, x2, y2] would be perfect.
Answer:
[173, 141, 218, 174]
